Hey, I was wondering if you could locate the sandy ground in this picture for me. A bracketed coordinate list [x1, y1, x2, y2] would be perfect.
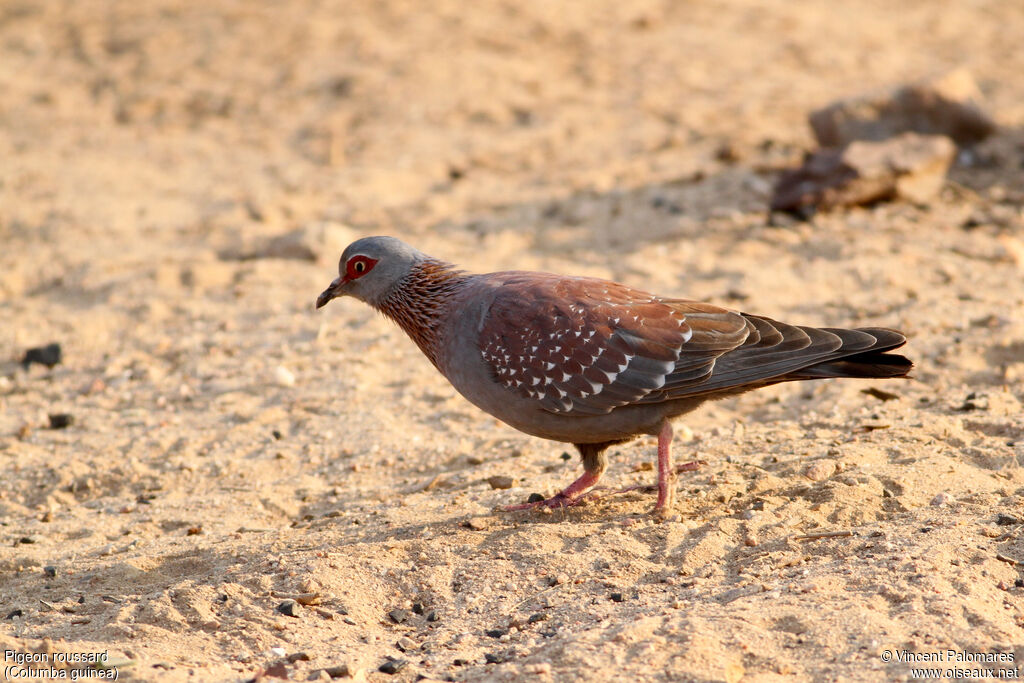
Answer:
[2, 1, 1024, 681]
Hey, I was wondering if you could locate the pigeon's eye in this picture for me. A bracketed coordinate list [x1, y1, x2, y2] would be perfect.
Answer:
[346, 255, 378, 280]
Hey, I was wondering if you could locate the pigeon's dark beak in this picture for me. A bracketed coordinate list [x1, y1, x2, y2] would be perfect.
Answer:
[315, 276, 347, 309]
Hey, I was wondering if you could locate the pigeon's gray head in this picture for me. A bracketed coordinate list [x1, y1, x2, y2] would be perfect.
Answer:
[316, 236, 427, 309]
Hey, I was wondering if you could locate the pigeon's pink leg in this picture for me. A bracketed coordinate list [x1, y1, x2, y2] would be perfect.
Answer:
[502, 470, 603, 511]
[502, 442, 610, 511]
[590, 460, 704, 499]
[654, 421, 675, 512]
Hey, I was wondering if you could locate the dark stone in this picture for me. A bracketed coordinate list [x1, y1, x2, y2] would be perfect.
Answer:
[43, 566, 57, 578]
[5, 609, 23, 619]
[485, 651, 513, 664]
[425, 610, 440, 622]
[21, 343, 62, 369]
[452, 659, 470, 667]
[322, 664, 350, 678]
[287, 652, 310, 663]
[996, 514, 1020, 526]
[387, 608, 409, 624]
[485, 628, 508, 638]
[276, 600, 301, 617]
[378, 658, 407, 675]
[959, 392, 989, 411]
[272, 430, 283, 440]
[610, 592, 625, 602]
[527, 493, 545, 504]
[48, 414, 74, 430]
[411, 602, 425, 615]
[527, 613, 548, 624]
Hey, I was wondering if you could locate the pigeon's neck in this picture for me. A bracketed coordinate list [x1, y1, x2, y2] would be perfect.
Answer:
[377, 259, 469, 368]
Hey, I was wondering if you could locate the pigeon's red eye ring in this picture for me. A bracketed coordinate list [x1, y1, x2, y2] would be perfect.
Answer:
[345, 255, 378, 280]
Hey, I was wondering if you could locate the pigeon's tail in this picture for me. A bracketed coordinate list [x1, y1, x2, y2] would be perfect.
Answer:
[783, 350, 913, 380]
[780, 327, 913, 381]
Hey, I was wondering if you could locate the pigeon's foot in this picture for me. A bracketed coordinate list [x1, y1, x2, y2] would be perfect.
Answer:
[501, 459, 705, 512]
[501, 470, 602, 512]
[501, 491, 587, 511]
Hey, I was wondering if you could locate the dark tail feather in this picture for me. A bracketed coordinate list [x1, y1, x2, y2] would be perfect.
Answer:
[784, 350, 913, 380]
[786, 326, 912, 380]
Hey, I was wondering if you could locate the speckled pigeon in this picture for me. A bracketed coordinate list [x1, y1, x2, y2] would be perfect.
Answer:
[316, 236, 911, 514]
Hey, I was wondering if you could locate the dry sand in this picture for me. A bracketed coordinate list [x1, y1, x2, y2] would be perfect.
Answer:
[2, 1, 1024, 681]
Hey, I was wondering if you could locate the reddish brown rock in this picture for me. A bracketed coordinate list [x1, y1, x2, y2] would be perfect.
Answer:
[771, 133, 956, 212]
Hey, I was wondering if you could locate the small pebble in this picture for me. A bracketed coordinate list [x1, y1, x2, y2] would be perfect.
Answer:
[526, 493, 545, 504]
[387, 608, 409, 624]
[288, 652, 311, 663]
[485, 651, 513, 664]
[485, 628, 508, 638]
[276, 600, 301, 617]
[274, 365, 296, 387]
[48, 414, 74, 430]
[930, 492, 954, 507]
[452, 659, 470, 667]
[804, 460, 836, 482]
[264, 661, 289, 679]
[322, 664, 351, 678]
[21, 343, 62, 369]
[463, 518, 489, 531]
[610, 592, 625, 603]
[425, 610, 440, 622]
[6, 609, 23, 619]
[486, 475, 514, 490]
[411, 602, 425, 615]
[43, 566, 57, 578]
[996, 513, 1019, 526]
[527, 613, 548, 624]
[959, 392, 988, 411]
[378, 658, 407, 675]
[395, 637, 416, 652]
